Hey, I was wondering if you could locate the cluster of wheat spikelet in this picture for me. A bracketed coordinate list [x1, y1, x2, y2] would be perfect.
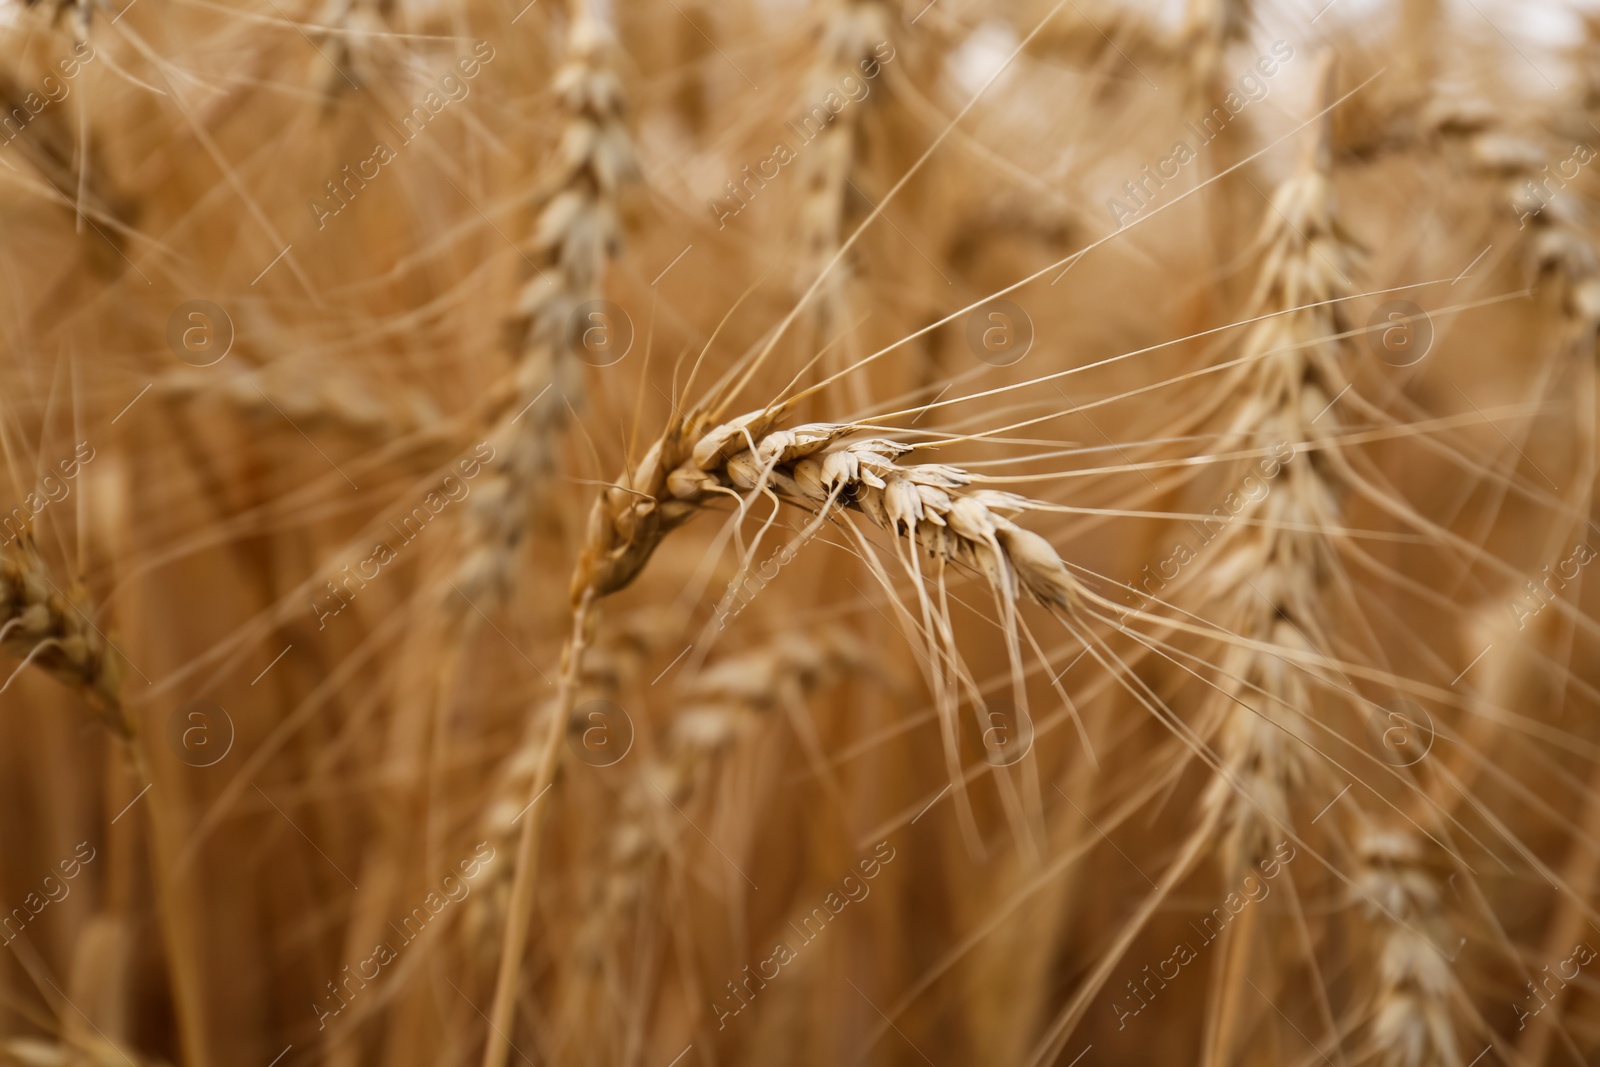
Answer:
[3, 0, 1600, 1064]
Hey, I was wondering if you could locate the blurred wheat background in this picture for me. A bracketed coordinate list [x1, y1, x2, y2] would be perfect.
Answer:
[1, 0, 1598, 1063]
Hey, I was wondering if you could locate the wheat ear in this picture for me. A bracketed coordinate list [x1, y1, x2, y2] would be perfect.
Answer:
[792, 0, 895, 411]
[456, 6, 636, 610]
[468, 15, 640, 1062]
[0, 535, 123, 725]
[1182, 57, 1363, 1064]
[581, 412, 1080, 610]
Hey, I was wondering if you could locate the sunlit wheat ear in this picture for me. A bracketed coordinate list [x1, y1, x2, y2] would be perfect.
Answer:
[1190, 54, 1362, 860]
[1352, 828, 1472, 1067]
[584, 413, 1081, 611]
[0, 535, 124, 726]
[577, 411, 1081, 859]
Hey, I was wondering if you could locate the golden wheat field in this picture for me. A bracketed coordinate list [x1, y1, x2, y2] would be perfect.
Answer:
[5, 0, 1600, 1063]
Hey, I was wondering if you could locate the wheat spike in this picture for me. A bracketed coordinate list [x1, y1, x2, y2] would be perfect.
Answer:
[156, 363, 448, 446]
[457, 6, 637, 609]
[1172, 58, 1359, 1065]
[581, 412, 1079, 611]
[0, 535, 122, 723]
[791, 0, 897, 409]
